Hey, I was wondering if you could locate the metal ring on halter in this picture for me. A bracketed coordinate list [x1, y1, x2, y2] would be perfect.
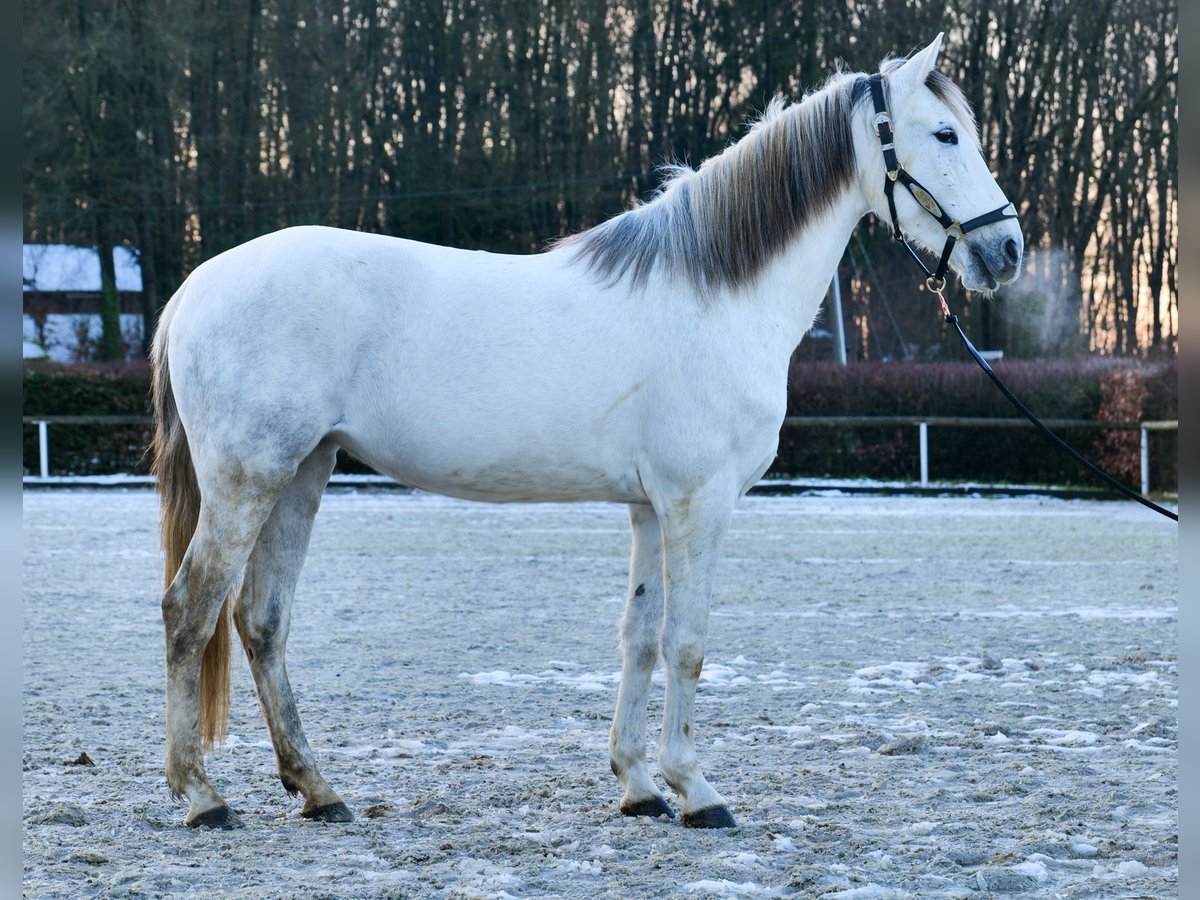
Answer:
[925, 275, 946, 293]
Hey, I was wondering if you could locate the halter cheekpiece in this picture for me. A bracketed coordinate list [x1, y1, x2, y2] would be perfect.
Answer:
[862, 73, 1017, 295]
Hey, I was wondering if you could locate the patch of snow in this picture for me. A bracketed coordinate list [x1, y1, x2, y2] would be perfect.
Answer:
[824, 885, 910, 899]
[699, 662, 754, 687]
[1029, 729, 1098, 745]
[1011, 860, 1049, 883]
[683, 879, 776, 897]
[1115, 860, 1148, 876]
[905, 821, 938, 835]
[550, 858, 602, 875]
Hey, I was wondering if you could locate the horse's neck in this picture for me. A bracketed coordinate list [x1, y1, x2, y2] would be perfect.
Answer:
[740, 185, 869, 359]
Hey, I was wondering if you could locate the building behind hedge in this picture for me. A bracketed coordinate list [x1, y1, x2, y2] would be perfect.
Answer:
[23, 244, 145, 362]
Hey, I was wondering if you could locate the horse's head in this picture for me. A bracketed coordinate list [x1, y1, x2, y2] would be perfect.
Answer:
[862, 34, 1023, 293]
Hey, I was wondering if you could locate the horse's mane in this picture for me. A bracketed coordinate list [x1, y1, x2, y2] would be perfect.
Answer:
[557, 62, 977, 295]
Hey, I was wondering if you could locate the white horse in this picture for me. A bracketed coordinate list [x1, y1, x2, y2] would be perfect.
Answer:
[152, 34, 1022, 829]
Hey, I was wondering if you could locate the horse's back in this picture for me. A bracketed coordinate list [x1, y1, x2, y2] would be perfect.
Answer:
[163, 226, 665, 502]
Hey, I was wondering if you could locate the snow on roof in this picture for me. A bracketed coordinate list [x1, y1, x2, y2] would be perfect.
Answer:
[23, 244, 143, 293]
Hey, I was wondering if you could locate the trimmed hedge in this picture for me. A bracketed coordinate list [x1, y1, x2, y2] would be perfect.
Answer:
[779, 357, 1177, 488]
[23, 361, 154, 475]
[23, 357, 1177, 490]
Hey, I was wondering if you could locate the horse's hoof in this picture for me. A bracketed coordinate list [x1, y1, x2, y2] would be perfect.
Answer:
[187, 805, 243, 830]
[682, 805, 737, 829]
[301, 801, 354, 823]
[620, 796, 676, 819]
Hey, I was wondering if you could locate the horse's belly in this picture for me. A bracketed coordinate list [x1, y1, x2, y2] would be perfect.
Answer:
[337, 428, 647, 504]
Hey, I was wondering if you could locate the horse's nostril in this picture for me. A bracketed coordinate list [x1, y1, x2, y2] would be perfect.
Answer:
[1004, 238, 1021, 267]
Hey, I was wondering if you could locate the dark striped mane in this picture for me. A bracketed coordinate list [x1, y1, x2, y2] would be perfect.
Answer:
[558, 63, 976, 295]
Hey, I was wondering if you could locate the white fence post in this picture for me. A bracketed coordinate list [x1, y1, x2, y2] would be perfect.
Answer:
[37, 420, 49, 478]
[919, 421, 929, 487]
[1140, 426, 1149, 496]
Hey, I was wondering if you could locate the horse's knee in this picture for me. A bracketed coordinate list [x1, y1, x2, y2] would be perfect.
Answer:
[630, 642, 658, 672]
[661, 637, 705, 682]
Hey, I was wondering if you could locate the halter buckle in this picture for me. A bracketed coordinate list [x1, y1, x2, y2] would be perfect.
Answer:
[873, 111, 891, 135]
[943, 221, 965, 240]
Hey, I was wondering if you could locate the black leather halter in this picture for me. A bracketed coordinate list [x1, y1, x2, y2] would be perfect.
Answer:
[864, 73, 1017, 293]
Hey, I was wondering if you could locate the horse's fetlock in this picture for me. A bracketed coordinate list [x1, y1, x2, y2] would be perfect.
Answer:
[165, 756, 206, 800]
[609, 741, 644, 772]
[278, 757, 317, 798]
[661, 773, 684, 796]
[658, 745, 697, 786]
[279, 772, 303, 797]
[165, 776, 188, 801]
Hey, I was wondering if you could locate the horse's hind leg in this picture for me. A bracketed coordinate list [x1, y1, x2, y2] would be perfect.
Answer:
[163, 478, 283, 829]
[609, 503, 674, 818]
[232, 441, 351, 822]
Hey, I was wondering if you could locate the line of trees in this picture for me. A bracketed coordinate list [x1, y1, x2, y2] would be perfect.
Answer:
[23, 0, 1176, 361]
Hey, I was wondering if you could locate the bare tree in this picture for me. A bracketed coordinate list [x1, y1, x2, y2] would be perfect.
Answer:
[23, 0, 1177, 360]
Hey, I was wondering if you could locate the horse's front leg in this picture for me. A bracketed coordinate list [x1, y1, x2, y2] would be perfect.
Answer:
[610, 503, 674, 818]
[656, 487, 737, 828]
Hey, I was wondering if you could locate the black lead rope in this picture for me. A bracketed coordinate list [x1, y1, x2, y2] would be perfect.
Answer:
[863, 73, 1178, 522]
[946, 313, 1178, 522]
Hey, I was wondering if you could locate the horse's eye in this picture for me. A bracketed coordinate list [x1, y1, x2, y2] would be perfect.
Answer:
[935, 128, 958, 145]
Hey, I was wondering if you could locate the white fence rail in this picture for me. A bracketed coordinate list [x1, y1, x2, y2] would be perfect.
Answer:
[24, 414, 1178, 494]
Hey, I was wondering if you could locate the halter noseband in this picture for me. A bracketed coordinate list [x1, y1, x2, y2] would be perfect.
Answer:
[864, 73, 1017, 295]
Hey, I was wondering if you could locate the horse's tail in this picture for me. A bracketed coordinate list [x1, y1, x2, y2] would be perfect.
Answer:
[151, 295, 232, 750]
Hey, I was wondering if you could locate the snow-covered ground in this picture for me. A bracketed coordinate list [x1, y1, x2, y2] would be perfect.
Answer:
[23, 490, 1176, 897]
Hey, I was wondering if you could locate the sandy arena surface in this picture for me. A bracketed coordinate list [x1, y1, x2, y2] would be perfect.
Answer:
[23, 489, 1176, 898]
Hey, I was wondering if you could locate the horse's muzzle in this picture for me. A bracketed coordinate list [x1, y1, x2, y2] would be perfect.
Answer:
[970, 233, 1023, 286]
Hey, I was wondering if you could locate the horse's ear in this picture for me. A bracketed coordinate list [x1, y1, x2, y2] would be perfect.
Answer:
[890, 33, 944, 98]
